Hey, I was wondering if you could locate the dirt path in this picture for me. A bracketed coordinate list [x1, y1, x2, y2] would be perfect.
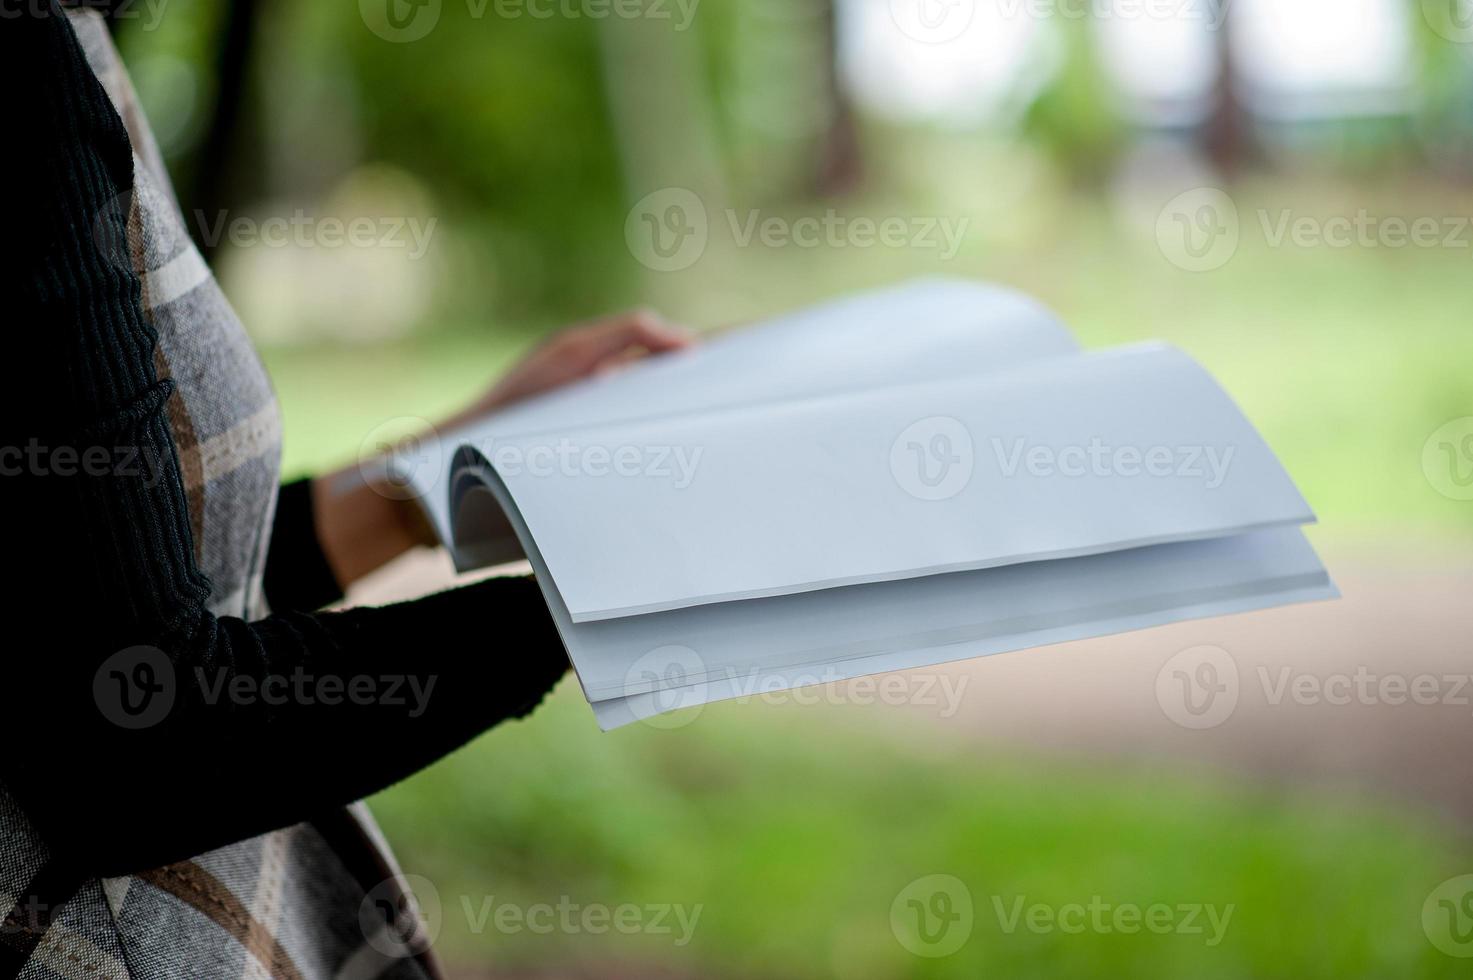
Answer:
[905, 559, 1473, 825]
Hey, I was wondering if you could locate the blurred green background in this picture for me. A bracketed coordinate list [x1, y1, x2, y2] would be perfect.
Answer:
[114, 0, 1473, 975]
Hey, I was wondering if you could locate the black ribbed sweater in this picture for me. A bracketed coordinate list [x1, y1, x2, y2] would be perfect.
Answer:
[0, 6, 568, 879]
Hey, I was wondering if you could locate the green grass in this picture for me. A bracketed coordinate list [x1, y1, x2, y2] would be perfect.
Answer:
[365, 689, 1472, 978]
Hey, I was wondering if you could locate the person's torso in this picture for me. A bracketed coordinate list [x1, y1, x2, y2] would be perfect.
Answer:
[0, 13, 436, 980]
[74, 8, 282, 620]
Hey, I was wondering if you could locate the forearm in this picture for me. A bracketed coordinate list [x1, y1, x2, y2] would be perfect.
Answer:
[309, 462, 438, 590]
[7, 573, 568, 879]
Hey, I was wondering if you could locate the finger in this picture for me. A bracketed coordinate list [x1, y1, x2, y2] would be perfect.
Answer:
[565, 311, 695, 363]
[622, 311, 696, 353]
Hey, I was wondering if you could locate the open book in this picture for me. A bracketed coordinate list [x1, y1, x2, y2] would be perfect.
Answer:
[388, 280, 1337, 730]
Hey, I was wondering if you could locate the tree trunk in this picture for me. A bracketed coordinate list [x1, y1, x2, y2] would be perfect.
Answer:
[814, 0, 862, 197]
[1201, 15, 1253, 178]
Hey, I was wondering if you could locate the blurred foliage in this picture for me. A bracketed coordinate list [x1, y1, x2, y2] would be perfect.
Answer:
[1021, 18, 1126, 187]
[267, 182, 1473, 542]
[278, 0, 633, 318]
[1413, 12, 1473, 180]
[113, 0, 226, 174]
[365, 686, 1473, 978]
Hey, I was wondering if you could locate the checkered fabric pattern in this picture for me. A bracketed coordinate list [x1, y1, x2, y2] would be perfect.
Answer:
[0, 12, 441, 980]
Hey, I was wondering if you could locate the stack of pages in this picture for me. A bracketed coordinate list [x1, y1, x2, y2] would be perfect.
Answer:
[393, 280, 1337, 729]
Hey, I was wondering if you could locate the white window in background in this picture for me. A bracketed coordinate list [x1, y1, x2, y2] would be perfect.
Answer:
[1232, 0, 1415, 119]
[1093, 6, 1219, 126]
[840, 0, 1417, 128]
[836, 0, 1062, 126]
[1094, 0, 1416, 126]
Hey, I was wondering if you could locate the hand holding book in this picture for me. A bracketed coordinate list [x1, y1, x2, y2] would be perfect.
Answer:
[314, 310, 696, 589]
[387, 280, 1336, 729]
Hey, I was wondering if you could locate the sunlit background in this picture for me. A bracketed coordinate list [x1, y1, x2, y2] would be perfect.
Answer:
[113, 0, 1472, 975]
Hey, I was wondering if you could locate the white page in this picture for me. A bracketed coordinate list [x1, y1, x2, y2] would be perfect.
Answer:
[452, 464, 1330, 719]
[465, 278, 1076, 438]
[569, 524, 1330, 699]
[485, 344, 1314, 622]
[588, 529, 1338, 729]
[396, 279, 1078, 548]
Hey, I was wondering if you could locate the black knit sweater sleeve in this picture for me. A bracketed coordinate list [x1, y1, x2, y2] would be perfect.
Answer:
[264, 478, 348, 612]
[0, 6, 568, 879]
